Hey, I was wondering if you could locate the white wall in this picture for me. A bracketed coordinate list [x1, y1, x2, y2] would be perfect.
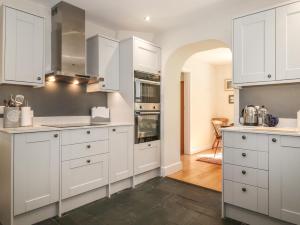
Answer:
[183, 59, 216, 154]
[215, 64, 234, 123]
[86, 20, 117, 39]
[156, 0, 285, 176]
[117, 30, 154, 42]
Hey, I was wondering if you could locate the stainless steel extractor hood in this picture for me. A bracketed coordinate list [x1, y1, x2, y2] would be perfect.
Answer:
[48, 1, 97, 84]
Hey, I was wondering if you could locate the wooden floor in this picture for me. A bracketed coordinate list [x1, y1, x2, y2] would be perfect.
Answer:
[168, 149, 222, 192]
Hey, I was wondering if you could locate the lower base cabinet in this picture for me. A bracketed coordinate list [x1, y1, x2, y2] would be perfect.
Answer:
[14, 132, 60, 215]
[62, 154, 109, 199]
[134, 141, 160, 175]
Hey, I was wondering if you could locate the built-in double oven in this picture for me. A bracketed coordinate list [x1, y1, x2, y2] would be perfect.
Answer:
[134, 71, 160, 144]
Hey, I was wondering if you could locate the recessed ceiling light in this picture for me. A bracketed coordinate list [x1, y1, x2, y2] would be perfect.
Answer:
[144, 16, 150, 22]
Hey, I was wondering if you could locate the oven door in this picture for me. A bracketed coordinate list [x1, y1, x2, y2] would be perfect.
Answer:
[135, 78, 160, 103]
[135, 111, 160, 144]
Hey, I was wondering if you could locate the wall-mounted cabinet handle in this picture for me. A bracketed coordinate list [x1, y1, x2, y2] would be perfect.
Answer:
[54, 134, 58, 138]
[242, 153, 247, 157]
[87, 145, 91, 149]
[267, 74, 272, 79]
[87, 130, 91, 134]
[86, 160, 91, 163]
[272, 138, 277, 143]
[242, 135, 246, 140]
[242, 170, 246, 175]
[242, 187, 247, 192]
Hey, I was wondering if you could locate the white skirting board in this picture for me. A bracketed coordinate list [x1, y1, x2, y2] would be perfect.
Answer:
[11, 169, 160, 225]
[225, 204, 292, 225]
[161, 161, 182, 177]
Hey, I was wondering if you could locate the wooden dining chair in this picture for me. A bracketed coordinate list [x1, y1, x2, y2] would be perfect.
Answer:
[211, 117, 229, 157]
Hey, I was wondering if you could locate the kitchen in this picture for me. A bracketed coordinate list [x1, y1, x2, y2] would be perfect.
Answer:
[1, 0, 300, 225]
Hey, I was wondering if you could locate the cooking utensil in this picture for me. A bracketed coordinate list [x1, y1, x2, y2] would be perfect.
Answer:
[15, 95, 24, 107]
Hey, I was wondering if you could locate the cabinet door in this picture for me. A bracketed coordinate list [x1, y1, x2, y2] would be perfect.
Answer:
[277, 2, 300, 80]
[234, 10, 275, 84]
[62, 154, 109, 199]
[134, 141, 160, 175]
[269, 136, 300, 224]
[14, 132, 59, 215]
[5, 7, 44, 85]
[99, 37, 119, 91]
[109, 126, 133, 183]
[134, 39, 161, 75]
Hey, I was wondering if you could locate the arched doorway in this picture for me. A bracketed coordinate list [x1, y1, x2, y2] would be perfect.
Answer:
[161, 39, 236, 191]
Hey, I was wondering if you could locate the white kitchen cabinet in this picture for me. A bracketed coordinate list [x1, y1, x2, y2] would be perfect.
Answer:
[134, 38, 161, 75]
[233, 9, 275, 84]
[277, 2, 300, 80]
[87, 35, 119, 92]
[1, 6, 45, 86]
[269, 135, 300, 224]
[14, 131, 59, 215]
[109, 126, 134, 183]
[134, 141, 160, 175]
[62, 154, 109, 199]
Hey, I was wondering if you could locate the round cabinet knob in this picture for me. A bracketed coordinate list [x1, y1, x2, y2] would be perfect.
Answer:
[268, 74, 272, 79]
[242, 153, 247, 157]
[242, 187, 247, 192]
[139, 105, 143, 109]
[112, 129, 116, 132]
[87, 145, 91, 149]
[102, 84, 106, 88]
[272, 138, 277, 143]
[86, 159, 91, 163]
[54, 134, 58, 138]
[242, 135, 246, 140]
[242, 170, 247, 175]
[153, 106, 156, 109]
[37, 76, 42, 81]
[148, 144, 152, 147]
[87, 130, 91, 134]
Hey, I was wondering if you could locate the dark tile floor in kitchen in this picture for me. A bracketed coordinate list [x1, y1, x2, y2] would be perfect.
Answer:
[35, 178, 242, 225]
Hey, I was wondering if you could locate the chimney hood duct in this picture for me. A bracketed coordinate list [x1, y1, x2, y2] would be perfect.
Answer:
[49, 1, 97, 84]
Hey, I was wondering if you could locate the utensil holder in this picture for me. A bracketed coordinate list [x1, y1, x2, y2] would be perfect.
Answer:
[4, 107, 20, 128]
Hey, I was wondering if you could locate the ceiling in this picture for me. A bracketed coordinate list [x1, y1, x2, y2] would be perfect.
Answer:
[35, 0, 285, 33]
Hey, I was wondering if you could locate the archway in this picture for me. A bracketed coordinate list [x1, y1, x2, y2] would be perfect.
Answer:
[161, 39, 234, 177]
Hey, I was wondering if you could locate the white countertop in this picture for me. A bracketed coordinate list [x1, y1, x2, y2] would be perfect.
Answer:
[0, 122, 134, 134]
[222, 126, 300, 136]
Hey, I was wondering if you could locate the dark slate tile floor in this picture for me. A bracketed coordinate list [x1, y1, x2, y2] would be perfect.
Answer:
[35, 178, 242, 225]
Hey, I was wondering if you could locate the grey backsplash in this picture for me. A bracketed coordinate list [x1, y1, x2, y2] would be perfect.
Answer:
[239, 83, 300, 118]
[0, 82, 107, 117]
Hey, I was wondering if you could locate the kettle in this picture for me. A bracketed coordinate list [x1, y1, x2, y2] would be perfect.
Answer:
[241, 105, 258, 126]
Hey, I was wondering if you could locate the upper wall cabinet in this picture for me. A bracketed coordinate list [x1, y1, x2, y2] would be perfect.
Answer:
[276, 2, 300, 80]
[87, 35, 119, 92]
[134, 38, 161, 75]
[0, 6, 45, 86]
[234, 10, 275, 84]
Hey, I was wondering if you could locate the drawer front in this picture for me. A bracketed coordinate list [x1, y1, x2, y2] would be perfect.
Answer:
[223, 132, 268, 151]
[62, 154, 109, 199]
[224, 164, 268, 188]
[224, 180, 268, 215]
[62, 140, 108, 161]
[61, 128, 109, 145]
[134, 141, 160, 175]
[224, 147, 268, 170]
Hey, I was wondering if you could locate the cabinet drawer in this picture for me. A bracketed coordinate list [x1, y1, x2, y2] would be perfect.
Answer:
[62, 154, 108, 199]
[61, 128, 108, 145]
[223, 132, 268, 151]
[134, 141, 160, 175]
[224, 180, 268, 215]
[224, 147, 268, 170]
[224, 164, 268, 188]
[62, 140, 108, 161]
